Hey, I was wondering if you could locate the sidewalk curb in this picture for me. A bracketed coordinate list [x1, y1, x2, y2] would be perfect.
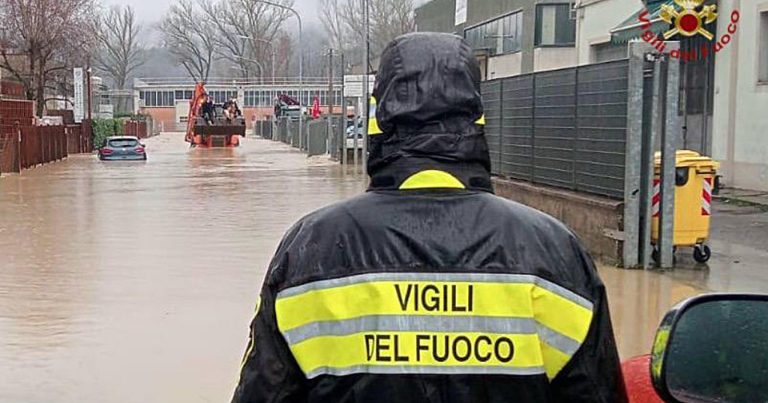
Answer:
[714, 195, 768, 211]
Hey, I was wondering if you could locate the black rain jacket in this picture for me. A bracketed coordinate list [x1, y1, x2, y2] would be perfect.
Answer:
[232, 32, 627, 403]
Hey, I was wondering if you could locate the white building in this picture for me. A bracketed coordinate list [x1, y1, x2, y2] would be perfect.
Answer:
[575, 0, 768, 191]
[710, 1, 768, 191]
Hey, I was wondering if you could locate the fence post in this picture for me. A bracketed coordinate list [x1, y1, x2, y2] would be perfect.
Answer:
[658, 42, 681, 269]
[530, 75, 537, 183]
[625, 42, 648, 269]
[572, 68, 579, 191]
[498, 79, 504, 177]
[15, 122, 21, 173]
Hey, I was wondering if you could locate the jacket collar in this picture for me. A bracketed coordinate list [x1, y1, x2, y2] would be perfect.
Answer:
[368, 158, 493, 193]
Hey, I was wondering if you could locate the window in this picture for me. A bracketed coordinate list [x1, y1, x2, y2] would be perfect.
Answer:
[535, 4, 576, 47]
[140, 91, 176, 107]
[245, 90, 257, 107]
[109, 139, 139, 148]
[760, 11, 768, 83]
[208, 90, 238, 104]
[464, 11, 523, 55]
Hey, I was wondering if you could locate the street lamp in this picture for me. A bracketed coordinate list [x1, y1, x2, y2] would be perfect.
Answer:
[255, 0, 304, 150]
[233, 55, 265, 81]
[237, 35, 277, 85]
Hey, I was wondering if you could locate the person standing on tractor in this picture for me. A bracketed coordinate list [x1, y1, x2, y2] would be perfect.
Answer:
[201, 94, 215, 125]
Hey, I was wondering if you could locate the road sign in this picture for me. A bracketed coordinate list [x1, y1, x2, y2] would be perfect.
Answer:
[73, 68, 84, 123]
[344, 75, 375, 98]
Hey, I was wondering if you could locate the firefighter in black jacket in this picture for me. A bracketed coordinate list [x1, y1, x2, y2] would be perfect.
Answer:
[232, 32, 627, 403]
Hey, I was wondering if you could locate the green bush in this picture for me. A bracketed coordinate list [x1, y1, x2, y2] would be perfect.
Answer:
[113, 113, 150, 122]
[91, 119, 124, 148]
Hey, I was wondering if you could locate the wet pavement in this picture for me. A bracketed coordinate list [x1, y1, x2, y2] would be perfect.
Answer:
[0, 134, 366, 402]
[0, 133, 765, 401]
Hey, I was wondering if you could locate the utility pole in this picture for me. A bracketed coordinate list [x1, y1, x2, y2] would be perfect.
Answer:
[86, 56, 93, 121]
[361, 0, 370, 174]
[327, 48, 334, 155]
[341, 52, 347, 166]
[255, 1, 303, 153]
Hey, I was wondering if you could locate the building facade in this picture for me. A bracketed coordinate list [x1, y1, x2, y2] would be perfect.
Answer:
[710, 1, 768, 191]
[416, 0, 579, 79]
[133, 78, 343, 132]
[416, 0, 768, 191]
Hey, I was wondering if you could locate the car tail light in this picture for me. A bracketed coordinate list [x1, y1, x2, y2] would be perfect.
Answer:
[101, 148, 113, 155]
[135, 146, 145, 153]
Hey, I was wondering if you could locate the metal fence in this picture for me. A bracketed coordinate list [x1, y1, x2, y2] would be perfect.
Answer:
[0, 123, 92, 175]
[253, 120, 274, 139]
[270, 116, 346, 159]
[482, 59, 630, 199]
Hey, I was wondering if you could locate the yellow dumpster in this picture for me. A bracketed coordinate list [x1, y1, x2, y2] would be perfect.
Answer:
[652, 150, 720, 263]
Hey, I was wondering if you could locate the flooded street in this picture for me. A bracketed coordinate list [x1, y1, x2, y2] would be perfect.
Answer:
[0, 133, 759, 401]
[0, 134, 366, 402]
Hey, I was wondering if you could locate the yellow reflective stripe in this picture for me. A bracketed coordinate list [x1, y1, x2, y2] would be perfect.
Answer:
[541, 342, 572, 380]
[275, 274, 594, 380]
[277, 281, 591, 343]
[531, 286, 592, 350]
[290, 332, 544, 378]
[399, 170, 466, 190]
[277, 281, 534, 331]
[368, 97, 383, 135]
[475, 114, 486, 125]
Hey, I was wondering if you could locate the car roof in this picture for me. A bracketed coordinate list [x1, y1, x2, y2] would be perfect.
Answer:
[107, 136, 140, 140]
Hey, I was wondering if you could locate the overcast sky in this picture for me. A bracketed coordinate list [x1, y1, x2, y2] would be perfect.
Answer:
[102, 0, 322, 26]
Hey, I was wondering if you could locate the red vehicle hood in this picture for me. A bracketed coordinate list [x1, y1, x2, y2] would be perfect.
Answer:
[622, 355, 665, 403]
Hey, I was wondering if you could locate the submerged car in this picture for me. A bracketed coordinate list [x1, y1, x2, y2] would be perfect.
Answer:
[98, 136, 146, 161]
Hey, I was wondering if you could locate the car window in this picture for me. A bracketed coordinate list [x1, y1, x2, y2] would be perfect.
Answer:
[108, 139, 139, 148]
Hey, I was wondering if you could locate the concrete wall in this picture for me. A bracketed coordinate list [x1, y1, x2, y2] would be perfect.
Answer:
[533, 47, 578, 72]
[415, 0, 459, 33]
[711, 0, 768, 191]
[487, 53, 524, 80]
[494, 177, 624, 265]
[575, 0, 640, 65]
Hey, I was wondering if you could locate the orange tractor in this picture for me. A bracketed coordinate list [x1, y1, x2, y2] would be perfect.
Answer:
[185, 83, 245, 148]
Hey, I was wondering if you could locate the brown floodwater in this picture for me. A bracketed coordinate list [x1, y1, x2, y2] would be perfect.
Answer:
[0, 133, 713, 402]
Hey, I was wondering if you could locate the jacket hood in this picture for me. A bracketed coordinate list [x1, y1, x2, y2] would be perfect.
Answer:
[368, 32, 492, 192]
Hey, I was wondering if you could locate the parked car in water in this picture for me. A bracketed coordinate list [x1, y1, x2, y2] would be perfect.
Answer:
[98, 136, 147, 161]
[346, 119, 364, 148]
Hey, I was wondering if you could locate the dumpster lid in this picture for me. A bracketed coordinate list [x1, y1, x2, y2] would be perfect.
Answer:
[654, 150, 720, 169]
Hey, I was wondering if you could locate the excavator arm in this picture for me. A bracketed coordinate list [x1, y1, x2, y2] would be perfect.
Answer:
[185, 82, 207, 144]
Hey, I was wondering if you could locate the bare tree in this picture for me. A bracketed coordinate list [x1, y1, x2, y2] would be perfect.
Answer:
[0, 0, 99, 116]
[319, 0, 349, 51]
[322, 0, 416, 57]
[159, 0, 217, 82]
[95, 6, 146, 90]
[199, 0, 293, 81]
[372, 0, 417, 49]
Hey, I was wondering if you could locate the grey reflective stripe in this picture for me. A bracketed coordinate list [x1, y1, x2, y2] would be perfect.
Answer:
[536, 325, 582, 356]
[277, 272, 593, 311]
[305, 364, 547, 379]
[282, 315, 582, 358]
[283, 315, 537, 345]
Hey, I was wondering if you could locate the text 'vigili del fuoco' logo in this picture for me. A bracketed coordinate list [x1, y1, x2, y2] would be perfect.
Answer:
[638, 0, 740, 61]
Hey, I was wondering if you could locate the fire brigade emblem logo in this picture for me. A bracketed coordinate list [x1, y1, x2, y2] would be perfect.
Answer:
[659, 0, 718, 40]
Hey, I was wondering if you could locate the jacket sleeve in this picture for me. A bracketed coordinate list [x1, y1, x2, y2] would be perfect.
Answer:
[231, 234, 308, 403]
[550, 242, 628, 403]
